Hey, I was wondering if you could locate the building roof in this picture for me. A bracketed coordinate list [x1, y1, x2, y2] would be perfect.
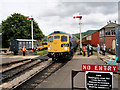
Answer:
[15, 39, 37, 42]
[99, 22, 119, 31]
[82, 30, 98, 39]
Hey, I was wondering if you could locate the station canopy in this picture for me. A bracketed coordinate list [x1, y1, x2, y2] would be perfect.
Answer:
[15, 39, 37, 42]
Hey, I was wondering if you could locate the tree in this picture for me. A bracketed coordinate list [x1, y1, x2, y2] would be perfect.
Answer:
[2, 13, 44, 48]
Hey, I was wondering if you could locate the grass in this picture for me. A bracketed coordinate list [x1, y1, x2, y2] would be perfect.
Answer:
[77, 52, 83, 55]
[36, 50, 48, 56]
[93, 47, 96, 50]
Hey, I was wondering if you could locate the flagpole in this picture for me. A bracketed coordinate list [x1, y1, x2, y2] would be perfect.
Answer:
[31, 17, 33, 49]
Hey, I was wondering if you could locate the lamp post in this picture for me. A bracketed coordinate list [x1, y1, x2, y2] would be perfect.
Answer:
[73, 15, 82, 54]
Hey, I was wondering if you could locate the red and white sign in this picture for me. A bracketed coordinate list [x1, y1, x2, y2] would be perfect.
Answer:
[73, 16, 82, 19]
[82, 64, 117, 72]
[26, 18, 33, 20]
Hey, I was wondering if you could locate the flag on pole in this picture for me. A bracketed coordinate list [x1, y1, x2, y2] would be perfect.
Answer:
[73, 16, 82, 20]
[26, 18, 33, 20]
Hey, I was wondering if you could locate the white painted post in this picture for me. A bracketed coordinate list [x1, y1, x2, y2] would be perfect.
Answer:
[31, 18, 33, 49]
[79, 17, 82, 54]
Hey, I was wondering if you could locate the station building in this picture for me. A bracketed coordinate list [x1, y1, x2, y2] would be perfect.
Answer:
[98, 21, 118, 54]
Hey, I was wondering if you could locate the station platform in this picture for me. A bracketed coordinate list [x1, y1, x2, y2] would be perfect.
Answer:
[0, 55, 40, 65]
[36, 54, 119, 89]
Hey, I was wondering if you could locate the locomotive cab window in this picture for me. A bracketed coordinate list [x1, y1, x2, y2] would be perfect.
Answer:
[48, 36, 53, 42]
[61, 36, 67, 42]
[54, 36, 60, 39]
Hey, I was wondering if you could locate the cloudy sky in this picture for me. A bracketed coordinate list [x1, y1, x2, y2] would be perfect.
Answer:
[0, 0, 119, 36]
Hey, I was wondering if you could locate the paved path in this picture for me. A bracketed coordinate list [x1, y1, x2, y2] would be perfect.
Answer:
[36, 54, 119, 89]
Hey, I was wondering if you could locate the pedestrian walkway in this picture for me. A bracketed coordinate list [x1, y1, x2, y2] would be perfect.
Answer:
[36, 54, 119, 89]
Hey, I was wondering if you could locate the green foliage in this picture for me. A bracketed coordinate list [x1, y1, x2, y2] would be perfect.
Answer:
[43, 39, 47, 42]
[73, 30, 98, 39]
[42, 36, 47, 42]
[36, 50, 48, 56]
[2, 13, 44, 48]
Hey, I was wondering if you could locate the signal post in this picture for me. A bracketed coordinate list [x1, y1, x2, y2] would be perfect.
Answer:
[73, 15, 82, 54]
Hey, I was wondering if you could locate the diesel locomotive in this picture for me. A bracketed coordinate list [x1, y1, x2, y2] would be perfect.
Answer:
[47, 31, 79, 61]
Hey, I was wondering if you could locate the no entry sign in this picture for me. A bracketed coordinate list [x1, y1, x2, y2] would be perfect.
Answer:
[82, 64, 117, 72]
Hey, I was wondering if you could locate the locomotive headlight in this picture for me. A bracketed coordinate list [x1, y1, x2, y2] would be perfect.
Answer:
[48, 47, 51, 51]
[64, 47, 67, 51]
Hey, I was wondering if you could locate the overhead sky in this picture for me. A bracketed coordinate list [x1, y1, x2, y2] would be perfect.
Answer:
[0, 0, 119, 36]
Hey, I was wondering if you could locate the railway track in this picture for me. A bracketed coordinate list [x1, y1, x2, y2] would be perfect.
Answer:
[0, 55, 68, 90]
[1, 59, 42, 83]
[14, 60, 68, 89]
[0, 55, 50, 88]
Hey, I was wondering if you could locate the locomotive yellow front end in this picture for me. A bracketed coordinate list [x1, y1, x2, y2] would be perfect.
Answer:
[47, 32, 70, 60]
[47, 34, 69, 52]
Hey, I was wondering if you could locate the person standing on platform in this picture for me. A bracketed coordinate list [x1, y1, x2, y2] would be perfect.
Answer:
[102, 44, 106, 56]
[89, 44, 92, 56]
[87, 44, 90, 57]
[83, 46, 86, 56]
[96, 44, 100, 56]
[91, 45, 93, 55]
[22, 46, 26, 56]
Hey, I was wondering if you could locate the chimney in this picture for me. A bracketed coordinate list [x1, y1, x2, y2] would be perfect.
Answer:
[115, 20, 116, 23]
[109, 20, 111, 23]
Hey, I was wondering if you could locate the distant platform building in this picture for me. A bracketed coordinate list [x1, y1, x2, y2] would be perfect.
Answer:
[10, 39, 37, 54]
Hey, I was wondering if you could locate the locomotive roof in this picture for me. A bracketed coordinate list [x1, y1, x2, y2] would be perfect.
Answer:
[48, 31, 72, 36]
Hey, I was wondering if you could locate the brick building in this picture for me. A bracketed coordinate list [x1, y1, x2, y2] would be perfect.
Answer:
[82, 31, 99, 46]
[98, 21, 118, 53]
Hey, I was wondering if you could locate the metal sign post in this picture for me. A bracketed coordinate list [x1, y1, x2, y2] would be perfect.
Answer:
[115, 25, 120, 63]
